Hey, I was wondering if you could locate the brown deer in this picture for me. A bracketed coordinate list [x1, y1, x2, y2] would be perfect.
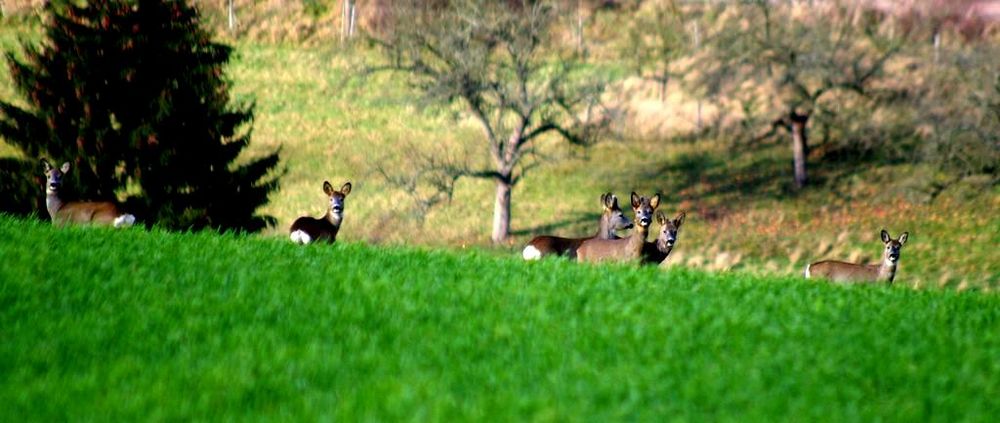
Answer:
[642, 211, 685, 265]
[805, 229, 909, 284]
[41, 159, 135, 228]
[577, 192, 660, 264]
[522, 192, 633, 260]
[290, 181, 351, 244]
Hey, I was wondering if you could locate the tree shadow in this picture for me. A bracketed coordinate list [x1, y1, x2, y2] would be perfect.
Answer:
[615, 149, 793, 215]
[610, 139, 885, 221]
[512, 210, 602, 237]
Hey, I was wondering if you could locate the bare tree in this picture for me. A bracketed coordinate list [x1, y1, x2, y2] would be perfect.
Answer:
[623, 0, 688, 102]
[694, 1, 902, 189]
[366, 0, 609, 244]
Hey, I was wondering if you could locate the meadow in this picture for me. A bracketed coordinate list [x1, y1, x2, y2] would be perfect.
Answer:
[1, 5, 999, 420]
[1, 214, 999, 420]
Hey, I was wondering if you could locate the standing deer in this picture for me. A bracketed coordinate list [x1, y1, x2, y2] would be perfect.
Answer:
[41, 159, 135, 228]
[577, 192, 661, 264]
[522, 192, 633, 260]
[290, 181, 351, 245]
[642, 211, 685, 265]
[805, 229, 909, 284]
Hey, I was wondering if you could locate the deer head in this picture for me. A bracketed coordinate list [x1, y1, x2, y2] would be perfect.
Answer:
[41, 159, 72, 195]
[324, 181, 352, 220]
[655, 211, 686, 251]
[601, 192, 633, 233]
[880, 229, 908, 266]
[630, 191, 660, 230]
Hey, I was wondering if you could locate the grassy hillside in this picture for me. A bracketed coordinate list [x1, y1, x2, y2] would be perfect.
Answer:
[225, 42, 1000, 291]
[1, 19, 997, 291]
[1, 215, 999, 420]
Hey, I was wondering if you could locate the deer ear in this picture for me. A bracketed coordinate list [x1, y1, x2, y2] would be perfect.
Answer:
[880, 229, 890, 243]
[340, 182, 352, 196]
[60, 162, 71, 173]
[898, 232, 908, 245]
[323, 181, 334, 196]
[609, 194, 620, 210]
[656, 211, 667, 225]
[601, 192, 612, 209]
[649, 193, 661, 209]
[41, 159, 52, 173]
[630, 192, 641, 209]
[674, 211, 686, 227]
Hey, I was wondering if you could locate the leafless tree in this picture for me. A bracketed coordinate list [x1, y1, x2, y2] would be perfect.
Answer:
[366, 0, 610, 243]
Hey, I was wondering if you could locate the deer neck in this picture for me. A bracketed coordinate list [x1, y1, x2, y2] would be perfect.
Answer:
[877, 257, 898, 283]
[595, 213, 614, 240]
[627, 225, 649, 257]
[656, 239, 673, 256]
[324, 210, 343, 227]
[45, 190, 63, 219]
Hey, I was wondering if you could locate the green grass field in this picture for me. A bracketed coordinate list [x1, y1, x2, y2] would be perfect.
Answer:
[1, 215, 999, 420]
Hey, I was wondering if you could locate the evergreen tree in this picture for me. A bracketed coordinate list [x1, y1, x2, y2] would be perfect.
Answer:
[0, 0, 280, 231]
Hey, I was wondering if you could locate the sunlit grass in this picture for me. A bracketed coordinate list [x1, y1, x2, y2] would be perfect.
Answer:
[1, 214, 999, 420]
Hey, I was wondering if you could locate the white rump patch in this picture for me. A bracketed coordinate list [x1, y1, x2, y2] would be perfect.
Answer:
[114, 214, 136, 228]
[522, 245, 542, 261]
[804, 264, 811, 279]
[290, 230, 312, 245]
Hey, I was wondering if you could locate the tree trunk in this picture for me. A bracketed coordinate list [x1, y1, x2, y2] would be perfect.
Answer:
[576, 6, 585, 55]
[227, 0, 236, 33]
[933, 31, 941, 64]
[491, 178, 512, 244]
[790, 112, 809, 189]
[696, 100, 702, 131]
[341, 0, 351, 42]
[659, 73, 668, 102]
[348, 1, 357, 38]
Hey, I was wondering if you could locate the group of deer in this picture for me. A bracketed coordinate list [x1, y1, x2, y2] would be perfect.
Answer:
[521, 190, 911, 284]
[522, 192, 686, 266]
[41, 159, 908, 284]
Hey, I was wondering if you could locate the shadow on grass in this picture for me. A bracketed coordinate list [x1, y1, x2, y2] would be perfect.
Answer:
[610, 139, 885, 218]
[512, 211, 602, 237]
[618, 150, 790, 206]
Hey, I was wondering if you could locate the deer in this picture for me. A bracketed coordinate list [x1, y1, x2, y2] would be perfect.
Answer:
[805, 229, 909, 284]
[522, 192, 633, 260]
[41, 159, 136, 228]
[642, 210, 685, 265]
[290, 181, 351, 245]
[576, 192, 661, 264]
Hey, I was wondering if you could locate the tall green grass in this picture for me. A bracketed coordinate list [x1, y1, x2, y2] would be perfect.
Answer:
[1, 215, 998, 421]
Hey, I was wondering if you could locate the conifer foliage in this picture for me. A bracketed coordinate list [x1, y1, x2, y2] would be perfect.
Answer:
[0, 0, 281, 231]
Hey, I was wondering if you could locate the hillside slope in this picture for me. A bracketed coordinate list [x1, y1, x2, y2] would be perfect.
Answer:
[1, 19, 997, 290]
[1, 216, 998, 420]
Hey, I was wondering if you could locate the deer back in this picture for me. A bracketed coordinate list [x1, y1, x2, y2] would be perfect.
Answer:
[521, 192, 629, 260]
[290, 216, 341, 243]
[523, 235, 589, 260]
[807, 260, 882, 283]
[577, 234, 646, 263]
[53, 201, 124, 226]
